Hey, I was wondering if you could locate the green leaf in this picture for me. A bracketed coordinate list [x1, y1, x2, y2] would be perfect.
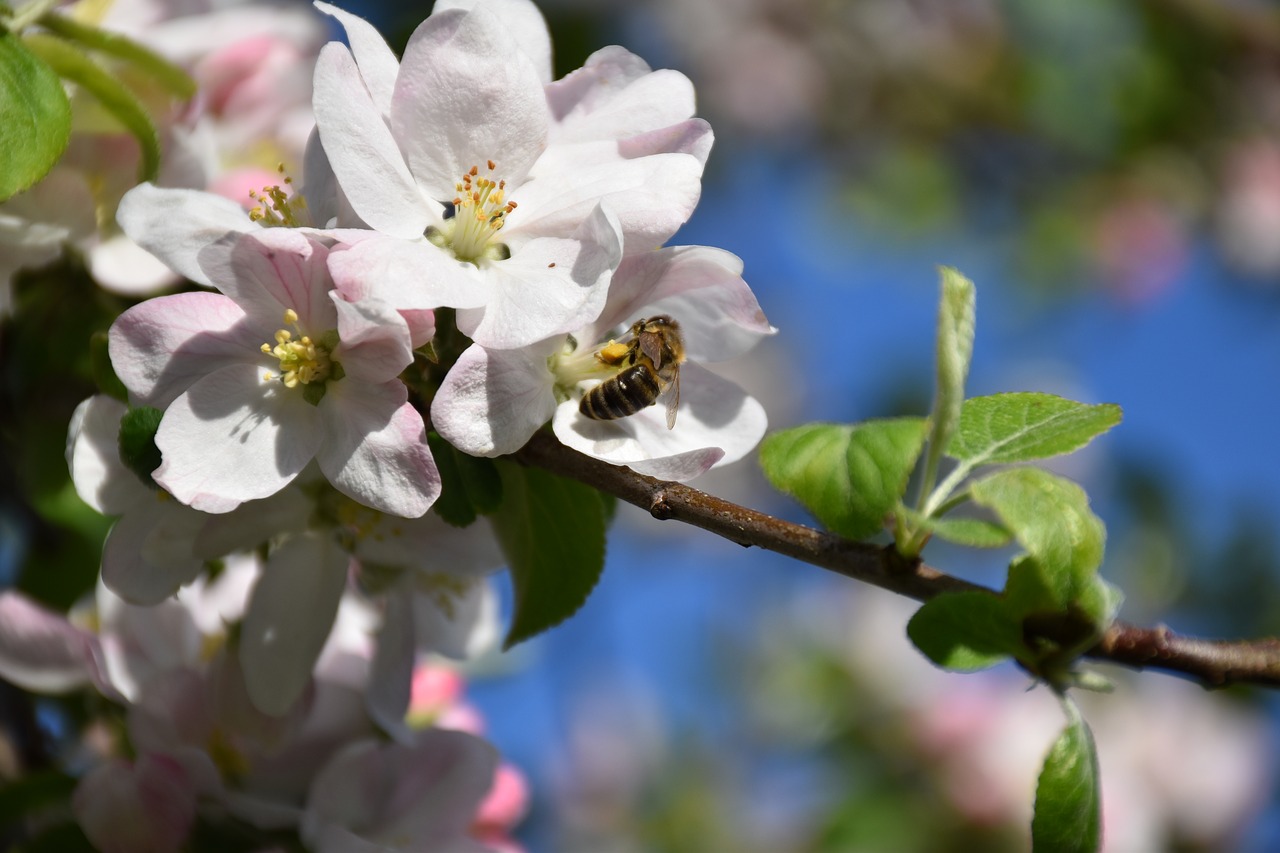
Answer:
[933, 267, 976, 448]
[970, 468, 1105, 611]
[907, 591, 1023, 670]
[490, 461, 606, 649]
[760, 418, 928, 540]
[118, 405, 163, 488]
[0, 30, 71, 201]
[36, 12, 196, 100]
[23, 32, 160, 182]
[948, 393, 1122, 466]
[428, 434, 502, 527]
[899, 507, 1012, 548]
[1033, 701, 1101, 853]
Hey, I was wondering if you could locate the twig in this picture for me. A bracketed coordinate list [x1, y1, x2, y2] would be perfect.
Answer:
[515, 431, 1280, 690]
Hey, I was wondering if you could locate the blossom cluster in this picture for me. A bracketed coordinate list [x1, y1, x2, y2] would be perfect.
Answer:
[0, 0, 773, 849]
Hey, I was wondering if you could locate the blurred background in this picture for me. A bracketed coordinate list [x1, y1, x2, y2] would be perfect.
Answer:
[7, 0, 1280, 850]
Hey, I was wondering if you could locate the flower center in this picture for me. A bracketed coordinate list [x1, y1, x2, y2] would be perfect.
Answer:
[248, 164, 308, 227]
[549, 334, 631, 401]
[261, 308, 332, 389]
[428, 160, 516, 264]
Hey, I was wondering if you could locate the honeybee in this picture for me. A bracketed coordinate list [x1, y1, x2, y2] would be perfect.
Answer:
[579, 315, 686, 429]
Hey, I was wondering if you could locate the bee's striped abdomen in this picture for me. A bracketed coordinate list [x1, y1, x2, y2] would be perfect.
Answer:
[580, 364, 663, 420]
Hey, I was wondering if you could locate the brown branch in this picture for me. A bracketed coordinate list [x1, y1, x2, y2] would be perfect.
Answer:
[515, 431, 1280, 690]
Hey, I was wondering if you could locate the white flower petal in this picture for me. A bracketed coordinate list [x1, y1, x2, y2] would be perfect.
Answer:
[101, 501, 208, 605]
[585, 245, 775, 362]
[330, 292, 413, 383]
[73, 756, 197, 853]
[317, 381, 440, 517]
[434, 0, 552, 85]
[116, 183, 256, 286]
[392, 4, 548, 195]
[109, 291, 262, 409]
[328, 235, 490, 312]
[367, 591, 414, 739]
[154, 364, 322, 513]
[411, 576, 500, 660]
[314, 2, 400, 117]
[240, 532, 350, 716]
[458, 242, 612, 350]
[67, 395, 149, 515]
[432, 342, 558, 457]
[546, 47, 696, 144]
[88, 233, 181, 295]
[510, 152, 703, 254]
[553, 363, 766, 480]
[313, 43, 433, 238]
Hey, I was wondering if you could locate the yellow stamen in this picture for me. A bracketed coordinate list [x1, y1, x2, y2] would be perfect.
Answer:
[261, 308, 331, 388]
[247, 164, 308, 227]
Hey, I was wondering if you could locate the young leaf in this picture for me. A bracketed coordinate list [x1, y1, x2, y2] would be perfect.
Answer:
[0, 31, 71, 201]
[970, 468, 1105, 610]
[428, 434, 502, 527]
[36, 12, 196, 100]
[907, 591, 1023, 671]
[490, 462, 606, 649]
[22, 33, 160, 182]
[760, 418, 928, 540]
[898, 507, 1012, 548]
[1033, 701, 1101, 853]
[948, 393, 1122, 466]
[932, 267, 976, 448]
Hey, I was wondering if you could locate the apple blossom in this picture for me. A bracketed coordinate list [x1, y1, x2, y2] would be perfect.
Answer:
[108, 227, 440, 516]
[433, 245, 775, 479]
[67, 395, 212, 604]
[312, 0, 705, 349]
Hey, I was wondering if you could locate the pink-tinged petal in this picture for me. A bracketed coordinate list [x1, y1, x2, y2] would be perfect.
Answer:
[546, 46, 652, 123]
[313, 44, 434, 238]
[154, 364, 322, 513]
[116, 183, 256, 286]
[89, 234, 181, 296]
[367, 591, 414, 739]
[433, 0, 552, 85]
[546, 47, 695, 143]
[329, 235, 490, 312]
[109, 291, 262, 409]
[554, 363, 767, 480]
[330, 292, 413, 383]
[303, 732, 498, 852]
[101, 501, 208, 605]
[411, 576, 500, 660]
[432, 342, 558, 457]
[474, 763, 530, 834]
[392, 5, 548, 196]
[314, 2, 400, 117]
[509, 152, 703, 254]
[317, 382, 440, 517]
[402, 309, 437, 349]
[240, 532, 350, 716]
[200, 229, 338, 333]
[460, 204, 622, 350]
[73, 756, 197, 853]
[618, 118, 715, 165]
[67, 395, 150, 514]
[0, 592, 106, 694]
[585, 246, 775, 362]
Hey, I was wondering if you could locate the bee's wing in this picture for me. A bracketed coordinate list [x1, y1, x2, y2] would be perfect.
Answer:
[664, 368, 681, 430]
[638, 331, 664, 369]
